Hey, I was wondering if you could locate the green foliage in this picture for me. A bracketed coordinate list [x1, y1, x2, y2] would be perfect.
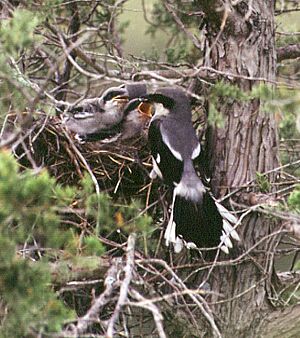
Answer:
[274, 88, 300, 140]
[255, 172, 271, 193]
[141, 1, 200, 62]
[279, 111, 299, 139]
[166, 43, 190, 63]
[0, 9, 39, 56]
[0, 9, 40, 115]
[288, 185, 300, 211]
[210, 81, 248, 102]
[0, 151, 73, 247]
[207, 102, 225, 128]
[207, 82, 300, 139]
[0, 260, 74, 337]
[0, 151, 75, 336]
[84, 182, 152, 237]
[0, 151, 153, 336]
[210, 81, 275, 103]
[83, 235, 106, 256]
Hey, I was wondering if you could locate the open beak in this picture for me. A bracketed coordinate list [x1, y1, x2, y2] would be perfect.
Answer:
[112, 95, 129, 104]
[137, 102, 152, 117]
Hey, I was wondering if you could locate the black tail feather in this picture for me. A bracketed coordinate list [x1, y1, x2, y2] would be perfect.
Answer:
[173, 192, 223, 249]
[164, 187, 240, 254]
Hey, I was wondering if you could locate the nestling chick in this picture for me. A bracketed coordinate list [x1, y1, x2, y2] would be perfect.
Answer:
[62, 83, 150, 142]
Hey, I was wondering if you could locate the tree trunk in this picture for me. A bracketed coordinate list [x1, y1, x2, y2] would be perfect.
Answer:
[198, 1, 282, 336]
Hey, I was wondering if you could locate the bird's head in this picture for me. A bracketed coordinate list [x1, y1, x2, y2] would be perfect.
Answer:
[99, 83, 148, 114]
[123, 87, 191, 118]
[99, 85, 129, 113]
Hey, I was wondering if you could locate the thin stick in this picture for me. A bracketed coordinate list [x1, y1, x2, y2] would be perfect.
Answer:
[106, 233, 136, 338]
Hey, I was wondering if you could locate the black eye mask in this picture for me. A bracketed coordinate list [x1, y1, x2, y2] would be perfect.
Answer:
[102, 88, 128, 102]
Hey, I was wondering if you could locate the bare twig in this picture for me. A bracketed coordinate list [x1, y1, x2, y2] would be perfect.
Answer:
[73, 257, 123, 335]
[128, 289, 167, 338]
[163, 2, 202, 49]
[106, 233, 136, 338]
[277, 43, 300, 62]
[138, 258, 222, 338]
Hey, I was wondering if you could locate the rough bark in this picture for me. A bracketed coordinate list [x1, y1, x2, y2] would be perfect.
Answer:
[198, 1, 285, 337]
[260, 304, 300, 338]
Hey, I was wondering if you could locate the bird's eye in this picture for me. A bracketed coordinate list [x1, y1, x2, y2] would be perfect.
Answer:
[71, 106, 84, 113]
[103, 90, 128, 102]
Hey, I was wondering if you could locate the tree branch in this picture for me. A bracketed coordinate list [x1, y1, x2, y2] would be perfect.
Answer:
[261, 305, 300, 338]
[106, 233, 136, 338]
[55, 3, 80, 102]
[277, 43, 300, 62]
[49, 256, 110, 286]
[72, 257, 123, 335]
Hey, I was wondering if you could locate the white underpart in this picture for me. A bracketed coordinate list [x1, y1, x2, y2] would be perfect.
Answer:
[191, 143, 201, 159]
[162, 133, 183, 161]
[152, 103, 170, 118]
[104, 99, 119, 113]
[100, 133, 121, 144]
[174, 180, 204, 202]
[101, 100, 124, 124]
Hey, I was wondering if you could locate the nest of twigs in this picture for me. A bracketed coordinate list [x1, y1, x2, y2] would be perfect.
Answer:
[13, 112, 162, 202]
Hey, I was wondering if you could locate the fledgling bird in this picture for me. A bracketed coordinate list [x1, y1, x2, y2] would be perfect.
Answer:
[62, 83, 150, 142]
[124, 87, 240, 254]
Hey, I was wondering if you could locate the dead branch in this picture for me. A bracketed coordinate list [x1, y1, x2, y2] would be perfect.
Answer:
[261, 304, 300, 338]
[106, 233, 136, 338]
[72, 257, 123, 335]
[277, 43, 300, 62]
[49, 256, 110, 287]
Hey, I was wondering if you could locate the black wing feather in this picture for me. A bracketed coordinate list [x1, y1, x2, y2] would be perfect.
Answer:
[148, 119, 183, 185]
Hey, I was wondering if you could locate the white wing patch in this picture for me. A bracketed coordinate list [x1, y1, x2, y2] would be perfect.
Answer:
[74, 111, 94, 119]
[150, 156, 163, 180]
[156, 153, 161, 164]
[192, 143, 201, 159]
[162, 133, 183, 161]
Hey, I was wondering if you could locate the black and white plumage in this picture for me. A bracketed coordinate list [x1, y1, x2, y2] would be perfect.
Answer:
[124, 87, 240, 254]
[62, 83, 150, 142]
